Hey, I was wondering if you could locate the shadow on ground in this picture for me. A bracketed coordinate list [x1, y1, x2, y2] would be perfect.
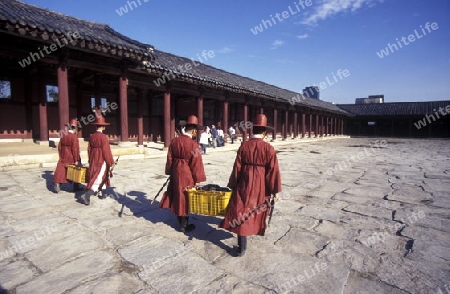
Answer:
[102, 188, 234, 252]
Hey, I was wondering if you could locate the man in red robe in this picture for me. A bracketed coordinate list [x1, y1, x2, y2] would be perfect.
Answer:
[159, 115, 206, 233]
[80, 116, 115, 205]
[220, 114, 281, 256]
[53, 118, 81, 193]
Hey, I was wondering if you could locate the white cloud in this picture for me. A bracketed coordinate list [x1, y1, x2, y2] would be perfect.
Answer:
[301, 0, 384, 25]
[271, 40, 285, 49]
[217, 46, 234, 54]
[248, 54, 257, 58]
[297, 34, 309, 39]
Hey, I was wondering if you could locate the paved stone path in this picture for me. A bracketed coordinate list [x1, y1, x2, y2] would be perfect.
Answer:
[0, 138, 449, 293]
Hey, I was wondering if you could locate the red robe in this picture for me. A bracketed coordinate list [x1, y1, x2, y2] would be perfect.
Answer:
[219, 138, 281, 236]
[159, 134, 206, 216]
[86, 131, 114, 190]
[53, 132, 80, 184]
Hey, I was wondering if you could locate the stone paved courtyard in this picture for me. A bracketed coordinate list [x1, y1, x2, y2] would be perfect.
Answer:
[0, 137, 449, 294]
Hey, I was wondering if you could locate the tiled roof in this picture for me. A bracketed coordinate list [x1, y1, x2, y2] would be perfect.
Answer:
[337, 101, 450, 116]
[149, 50, 348, 114]
[0, 0, 347, 115]
[0, 0, 154, 61]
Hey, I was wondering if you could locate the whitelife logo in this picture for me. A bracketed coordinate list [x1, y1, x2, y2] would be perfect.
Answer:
[376, 22, 439, 58]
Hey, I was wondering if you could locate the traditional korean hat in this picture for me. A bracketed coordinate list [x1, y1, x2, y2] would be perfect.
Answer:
[92, 116, 110, 126]
[185, 115, 203, 130]
[67, 118, 81, 129]
[252, 114, 274, 130]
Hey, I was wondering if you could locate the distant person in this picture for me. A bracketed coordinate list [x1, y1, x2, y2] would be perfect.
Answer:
[199, 128, 209, 155]
[210, 125, 218, 148]
[53, 118, 81, 193]
[160, 115, 206, 233]
[220, 114, 281, 256]
[228, 125, 236, 144]
[217, 126, 224, 147]
[80, 116, 115, 206]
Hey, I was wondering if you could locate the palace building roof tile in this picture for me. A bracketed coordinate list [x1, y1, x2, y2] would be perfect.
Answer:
[337, 101, 450, 116]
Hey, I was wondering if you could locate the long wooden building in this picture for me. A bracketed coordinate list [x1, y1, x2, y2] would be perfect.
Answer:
[0, 0, 348, 147]
[339, 101, 450, 138]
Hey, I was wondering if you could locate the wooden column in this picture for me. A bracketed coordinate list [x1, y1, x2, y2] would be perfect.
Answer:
[308, 114, 312, 138]
[223, 99, 229, 138]
[243, 103, 248, 142]
[293, 112, 298, 138]
[272, 108, 277, 141]
[301, 113, 306, 138]
[325, 117, 329, 136]
[163, 91, 171, 148]
[320, 115, 324, 137]
[25, 75, 33, 139]
[170, 94, 175, 142]
[136, 88, 144, 146]
[197, 96, 204, 126]
[76, 81, 83, 138]
[333, 118, 337, 136]
[283, 109, 288, 140]
[38, 70, 48, 142]
[315, 114, 319, 137]
[260, 105, 264, 114]
[119, 74, 129, 142]
[57, 62, 69, 132]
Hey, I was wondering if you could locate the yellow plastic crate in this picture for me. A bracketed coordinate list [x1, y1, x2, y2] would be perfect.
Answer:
[66, 165, 89, 184]
[186, 188, 232, 216]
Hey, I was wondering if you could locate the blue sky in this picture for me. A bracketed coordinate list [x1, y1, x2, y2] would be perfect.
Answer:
[23, 0, 450, 104]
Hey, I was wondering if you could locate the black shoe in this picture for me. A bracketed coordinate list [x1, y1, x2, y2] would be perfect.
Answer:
[54, 183, 60, 193]
[237, 247, 246, 257]
[97, 190, 107, 199]
[80, 190, 93, 206]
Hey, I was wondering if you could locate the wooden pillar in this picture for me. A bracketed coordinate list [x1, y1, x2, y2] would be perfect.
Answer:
[341, 118, 344, 135]
[320, 115, 324, 137]
[243, 103, 248, 142]
[38, 70, 48, 142]
[57, 63, 69, 132]
[119, 74, 129, 142]
[25, 76, 33, 139]
[136, 88, 144, 146]
[301, 113, 306, 138]
[324, 117, 328, 136]
[272, 108, 277, 141]
[315, 114, 319, 137]
[163, 91, 171, 148]
[223, 99, 229, 138]
[283, 109, 288, 140]
[308, 114, 312, 138]
[170, 94, 175, 142]
[293, 112, 298, 138]
[197, 96, 204, 126]
[260, 105, 264, 114]
[329, 117, 333, 136]
[332, 118, 335, 135]
[75, 81, 83, 138]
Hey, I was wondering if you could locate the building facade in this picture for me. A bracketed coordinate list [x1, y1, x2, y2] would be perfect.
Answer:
[0, 0, 348, 147]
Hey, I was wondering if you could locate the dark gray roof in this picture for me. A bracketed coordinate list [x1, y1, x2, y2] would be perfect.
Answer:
[0, 0, 154, 60]
[150, 50, 348, 114]
[0, 0, 347, 115]
[338, 101, 450, 116]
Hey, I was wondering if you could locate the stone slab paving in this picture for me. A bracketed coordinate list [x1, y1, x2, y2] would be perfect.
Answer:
[0, 137, 449, 293]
